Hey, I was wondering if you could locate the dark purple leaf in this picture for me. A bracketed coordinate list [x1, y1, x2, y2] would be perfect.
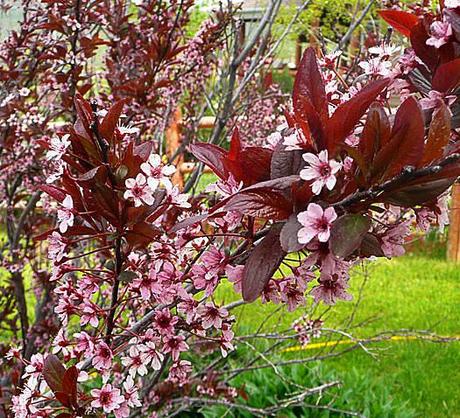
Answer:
[189, 143, 228, 180]
[218, 187, 293, 220]
[420, 103, 451, 167]
[43, 354, 65, 393]
[326, 78, 390, 156]
[432, 58, 460, 93]
[242, 225, 286, 302]
[270, 143, 304, 179]
[280, 214, 305, 252]
[329, 214, 371, 258]
[383, 178, 455, 206]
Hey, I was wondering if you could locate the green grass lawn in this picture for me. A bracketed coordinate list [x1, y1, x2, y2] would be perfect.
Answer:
[213, 254, 460, 417]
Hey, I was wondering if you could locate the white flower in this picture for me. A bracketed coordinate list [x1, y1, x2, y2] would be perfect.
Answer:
[170, 186, 190, 208]
[46, 134, 70, 161]
[358, 58, 392, 76]
[140, 153, 176, 191]
[18, 88, 30, 97]
[118, 123, 140, 135]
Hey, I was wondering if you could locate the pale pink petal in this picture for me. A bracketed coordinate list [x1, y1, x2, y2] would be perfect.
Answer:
[299, 167, 318, 181]
[302, 153, 319, 165]
[325, 175, 337, 190]
[307, 203, 324, 218]
[298, 227, 316, 244]
[317, 229, 331, 242]
[324, 207, 338, 223]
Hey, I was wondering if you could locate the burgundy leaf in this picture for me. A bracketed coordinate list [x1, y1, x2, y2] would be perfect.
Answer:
[359, 233, 385, 257]
[218, 187, 293, 220]
[55, 391, 71, 408]
[242, 225, 286, 302]
[228, 128, 242, 161]
[329, 214, 371, 258]
[383, 178, 455, 206]
[432, 58, 460, 93]
[419, 103, 451, 167]
[43, 354, 66, 393]
[270, 143, 304, 179]
[410, 21, 438, 71]
[170, 213, 209, 233]
[326, 78, 390, 155]
[280, 214, 305, 253]
[126, 221, 161, 248]
[360, 104, 391, 163]
[189, 143, 228, 180]
[62, 366, 78, 406]
[373, 97, 425, 180]
[378, 10, 419, 37]
[100, 99, 127, 142]
[238, 147, 273, 185]
[76, 165, 107, 184]
[293, 47, 328, 120]
[39, 184, 66, 203]
[293, 95, 325, 149]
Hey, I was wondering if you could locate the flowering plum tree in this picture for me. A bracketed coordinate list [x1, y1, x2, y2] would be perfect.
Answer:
[1, 0, 460, 417]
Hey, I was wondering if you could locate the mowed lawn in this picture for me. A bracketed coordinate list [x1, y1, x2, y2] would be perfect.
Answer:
[216, 254, 460, 417]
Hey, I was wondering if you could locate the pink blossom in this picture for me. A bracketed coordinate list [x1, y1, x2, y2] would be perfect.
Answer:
[319, 50, 342, 69]
[283, 128, 307, 151]
[310, 276, 352, 305]
[132, 269, 156, 300]
[57, 195, 74, 233]
[368, 43, 401, 59]
[163, 335, 189, 361]
[381, 221, 410, 257]
[80, 301, 100, 328]
[24, 353, 44, 378]
[420, 90, 456, 110]
[5, 346, 22, 361]
[154, 308, 178, 336]
[170, 186, 191, 208]
[426, 19, 452, 48]
[141, 341, 164, 370]
[300, 150, 341, 195]
[435, 195, 450, 232]
[123, 376, 142, 408]
[178, 298, 198, 325]
[91, 383, 125, 414]
[225, 264, 243, 293]
[198, 303, 228, 329]
[48, 232, 67, 262]
[168, 360, 192, 386]
[206, 174, 242, 198]
[121, 346, 148, 377]
[279, 280, 306, 311]
[140, 153, 176, 191]
[52, 329, 71, 357]
[93, 341, 113, 371]
[124, 173, 155, 207]
[220, 323, 235, 357]
[297, 203, 337, 244]
[73, 331, 94, 356]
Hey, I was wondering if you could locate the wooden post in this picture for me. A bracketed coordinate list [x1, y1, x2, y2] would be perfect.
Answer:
[448, 182, 460, 262]
[165, 108, 184, 190]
